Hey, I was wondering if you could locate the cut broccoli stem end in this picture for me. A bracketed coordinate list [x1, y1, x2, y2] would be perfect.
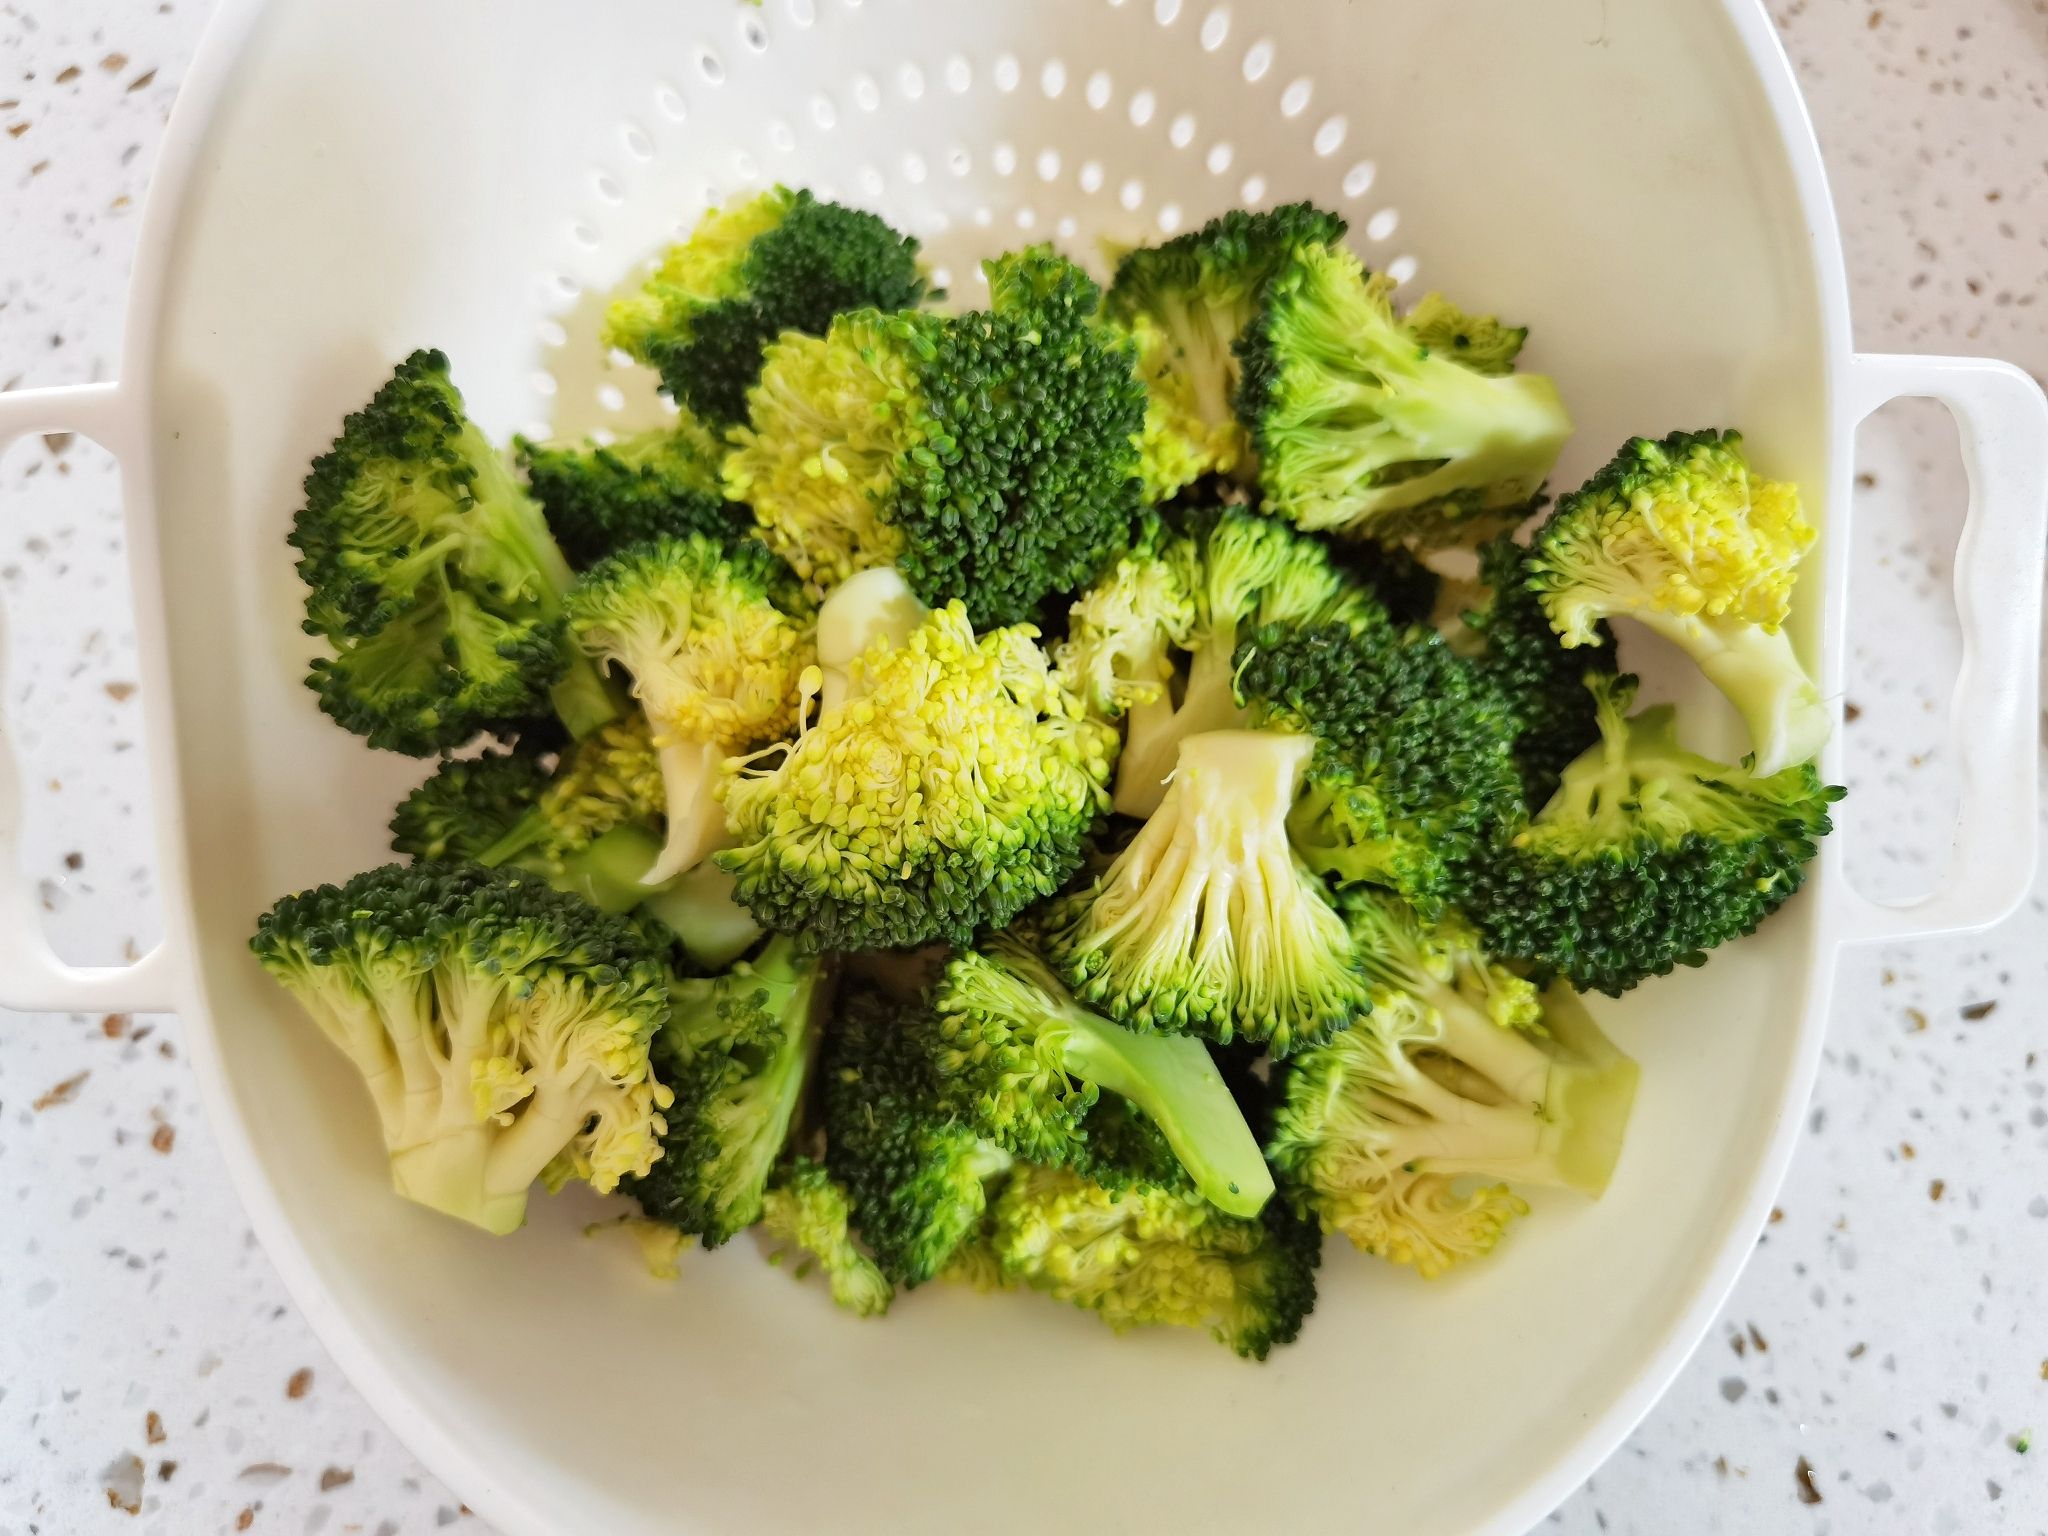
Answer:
[642, 859, 764, 970]
[388, 1123, 531, 1236]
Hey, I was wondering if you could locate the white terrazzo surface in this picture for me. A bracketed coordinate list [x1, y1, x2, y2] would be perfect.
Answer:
[2, 2, 2046, 1532]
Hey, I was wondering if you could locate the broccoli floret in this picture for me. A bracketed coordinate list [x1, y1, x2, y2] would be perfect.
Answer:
[1526, 428, 1828, 775]
[1463, 534, 1620, 805]
[516, 422, 749, 569]
[1459, 674, 1843, 995]
[990, 1162, 1321, 1360]
[1060, 506, 1377, 818]
[249, 862, 672, 1234]
[1105, 204, 1347, 501]
[603, 186, 926, 426]
[1403, 292, 1528, 377]
[821, 981, 1015, 1287]
[725, 246, 1144, 627]
[624, 935, 827, 1245]
[1266, 893, 1639, 1278]
[290, 349, 619, 756]
[1042, 729, 1371, 1057]
[387, 749, 551, 862]
[719, 581, 1114, 952]
[927, 932, 1273, 1216]
[1234, 618, 1523, 919]
[1333, 538, 1443, 627]
[760, 1158, 894, 1317]
[566, 533, 813, 883]
[1236, 244, 1572, 545]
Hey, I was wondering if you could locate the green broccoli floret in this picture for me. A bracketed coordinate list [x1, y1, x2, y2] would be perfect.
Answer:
[1042, 729, 1371, 1057]
[603, 186, 926, 426]
[290, 349, 619, 756]
[1235, 244, 1572, 545]
[624, 935, 827, 1246]
[1234, 618, 1523, 919]
[760, 1158, 894, 1317]
[1459, 673, 1843, 995]
[565, 533, 814, 883]
[1266, 892, 1638, 1278]
[821, 981, 1015, 1287]
[515, 421, 749, 569]
[725, 246, 1144, 627]
[388, 749, 552, 862]
[990, 1161, 1321, 1360]
[1104, 203, 1348, 500]
[1403, 292, 1529, 377]
[719, 578, 1115, 952]
[1526, 427, 1829, 775]
[1463, 534, 1619, 806]
[1057, 506, 1378, 818]
[927, 931, 1273, 1217]
[249, 862, 672, 1234]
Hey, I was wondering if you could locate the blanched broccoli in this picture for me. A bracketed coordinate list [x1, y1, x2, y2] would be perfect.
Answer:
[1267, 892, 1638, 1278]
[1056, 506, 1378, 818]
[725, 246, 1144, 627]
[1105, 203, 1348, 500]
[1236, 244, 1572, 545]
[1526, 428, 1828, 775]
[625, 935, 827, 1245]
[821, 981, 1015, 1286]
[1403, 292, 1529, 377]
[565, 533, 814, 883]
[249, 862, 672, 1234]
[720, 578, 1114, 952]
[291, 350, 619, 755]
[990, 1162, 1321, 1360]
[928, 932, 1273, 1216]
[516, 421, 748, 569]
[1459, 674, 1842, 995]
[760, 1158, 894, 1317]
[1234, 617, 1523, 919]
[604, 186, 926, 426]
[1042, 729, 1371, 1056]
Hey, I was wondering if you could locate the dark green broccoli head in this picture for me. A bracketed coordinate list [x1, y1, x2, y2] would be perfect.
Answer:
[516, 423, 750, 569]
[727, 247, 1145, 628]
[1235, 618, 1524, 920]
[624, 936, 827, 1246]
[291, 349, 616, 756]
[1458, 673, 1842, 995]
[605, 186, 926, 426]
[388, 749, 548, 861]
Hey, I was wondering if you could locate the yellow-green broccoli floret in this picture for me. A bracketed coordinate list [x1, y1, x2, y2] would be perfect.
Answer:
[760, 1158, 894, 1318]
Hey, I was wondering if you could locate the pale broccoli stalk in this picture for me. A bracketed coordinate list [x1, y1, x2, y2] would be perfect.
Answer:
[813, 564, 929, 716]
[1527, 428, 1828, 775]
[1044, 729, 1371, 1056]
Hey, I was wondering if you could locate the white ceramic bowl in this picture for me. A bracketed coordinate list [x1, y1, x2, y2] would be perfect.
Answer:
[3, 1, 2045, 1531]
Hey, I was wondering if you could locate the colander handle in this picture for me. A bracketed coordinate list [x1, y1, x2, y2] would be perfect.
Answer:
[1833, 353, 2048, 947]
[0, 381, 179, 1012]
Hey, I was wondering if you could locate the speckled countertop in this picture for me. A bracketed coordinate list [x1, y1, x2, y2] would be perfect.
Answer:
[2, 2, 2046, 1533]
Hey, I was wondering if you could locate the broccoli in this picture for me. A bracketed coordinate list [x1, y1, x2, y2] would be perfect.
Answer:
[1334, 538, 1443, 627]
[725, 246, 1144, 627]
[1402, 292, 1529, 377]
[1042, 729, 1371, 1057]
[516, 421, 749, 569]
[928, 932, 1273, 1216]
[719, 577, 1115, 952]
[1235, 243, 1572, 545]
[565, 533, 814, 883]
[760, 1158, 894, 1317]
[1055, 506, 1378, 818]
[821, 980, 1016, 1287]
[1460, 673, 1843, 995]
[624, 935, 827, 1245]
[249, 862, 672, 1234]
[603, 186, 926, 426]
[1463, 534, 1619, 806]
[290, 349, 619, 756]
[990, 1162, 1321, 1360]
[1104, 203, 1348, 501]
[1266, 892, 1638, 1278]
[1234, 617, 1524, 919]
[1526, 427, 1829, 775]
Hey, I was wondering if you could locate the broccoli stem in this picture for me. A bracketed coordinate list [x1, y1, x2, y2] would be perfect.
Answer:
[1112, 639, 1250, 818]
[554, 825, 671, 914]
[1635, 611, 1828, 776]
[640, 859, 763, 970]
[646, 736, 733, 885]
[549, 656, 624, 741]
[816, 565, 928, 715]
[389, 1125, 531, 1236]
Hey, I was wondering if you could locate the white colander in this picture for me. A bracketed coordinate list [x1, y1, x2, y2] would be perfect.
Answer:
[3, 1, 2046, 1532]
